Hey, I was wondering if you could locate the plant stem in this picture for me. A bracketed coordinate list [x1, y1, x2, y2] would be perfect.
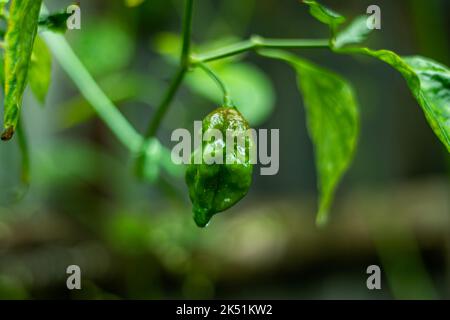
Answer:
[43, 0, 328, 155]
[144, 67, 186, 138]
[144, 36, 328, 137]
[180, 0, 194, 68]
[196, 62, 233, 107]
[143, 0, 194, 139]
[192, 37, 329, 63]
[42, 32, 143, 152]
[143, 0, 328, 138]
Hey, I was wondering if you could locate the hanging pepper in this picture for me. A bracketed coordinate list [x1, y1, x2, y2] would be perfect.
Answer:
[186, 106, 254, 227]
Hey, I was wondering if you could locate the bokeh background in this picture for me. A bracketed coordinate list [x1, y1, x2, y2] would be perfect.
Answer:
[0, 0, 449, 299]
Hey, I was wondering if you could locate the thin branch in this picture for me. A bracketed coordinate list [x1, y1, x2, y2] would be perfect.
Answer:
[180, 0, 194, 67]
[196, 62, 233, 107]
[192, 36, 329, 63]
[143, 0, 194, 139]
[43, 1, 328, 158]
[42, 32, 143, 152]
[144, 67, 187, 138]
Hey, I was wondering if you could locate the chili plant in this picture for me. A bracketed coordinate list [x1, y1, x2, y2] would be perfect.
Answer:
[0, 0, 449, 227]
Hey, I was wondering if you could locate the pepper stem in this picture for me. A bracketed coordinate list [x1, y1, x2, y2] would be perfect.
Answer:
[196, 62, 234, 108]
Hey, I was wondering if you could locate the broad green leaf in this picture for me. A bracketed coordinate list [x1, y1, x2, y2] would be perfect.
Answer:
[260, 50, 359, 225]
[2, 0, 43, 140]
[340, 47, 450, 152]
[309, 0, 450, 151]
[186, 63, 275, 126]
[335, 15, 373, 49]
[403, 56, 450, 151]
[303, 0, 345, 37]
[303, 2, 374, 48]
[29, 35, 52, 104]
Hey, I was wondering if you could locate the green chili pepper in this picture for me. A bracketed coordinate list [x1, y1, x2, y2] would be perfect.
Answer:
[186, 106, 253, 227]
[1, 0, 42, 141]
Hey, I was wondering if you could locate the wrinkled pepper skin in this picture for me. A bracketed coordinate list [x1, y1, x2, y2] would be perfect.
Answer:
[186, 107, 253, 227]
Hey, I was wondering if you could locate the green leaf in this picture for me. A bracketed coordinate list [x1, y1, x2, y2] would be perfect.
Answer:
[186, 62, 275, 126]
[335, 15, 373, 49]
[313, 0, 450, 152]
[303, 2, 375, 49]
[2, 0, 43, 140]
[38, 11, 71, 33]
[403, 56, 450, 152]
[260, 49, 359, 225]
[303, 0, 345, 37]
[340, 47, 450, 152]
[28, 35, 52, 104]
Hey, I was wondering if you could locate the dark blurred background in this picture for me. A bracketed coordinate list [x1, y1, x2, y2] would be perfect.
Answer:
[0, 0, 449, 299]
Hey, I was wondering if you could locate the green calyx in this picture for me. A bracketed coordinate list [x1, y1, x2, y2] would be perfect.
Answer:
[186, 106, 253, 227]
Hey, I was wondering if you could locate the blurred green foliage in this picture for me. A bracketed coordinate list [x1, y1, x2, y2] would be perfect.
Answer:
[0, 0, 448, 299]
